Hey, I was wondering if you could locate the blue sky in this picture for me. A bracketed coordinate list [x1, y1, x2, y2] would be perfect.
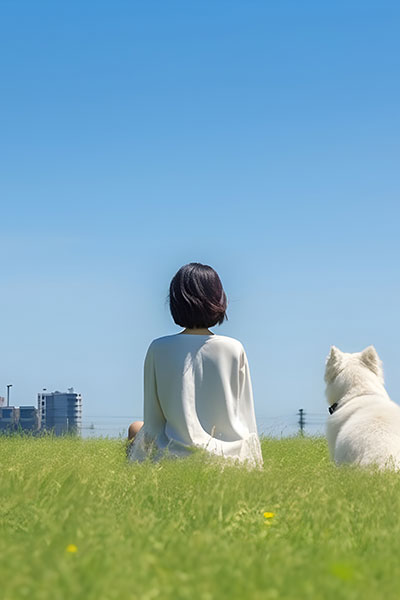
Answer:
[1, 1, 399, 435]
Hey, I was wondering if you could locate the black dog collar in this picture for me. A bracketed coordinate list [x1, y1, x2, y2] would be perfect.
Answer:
[328, 402, 338, 415]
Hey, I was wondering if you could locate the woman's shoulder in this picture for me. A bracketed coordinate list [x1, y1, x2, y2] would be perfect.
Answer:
[210, 334, 244, 351]
[148, 333, 245, 353]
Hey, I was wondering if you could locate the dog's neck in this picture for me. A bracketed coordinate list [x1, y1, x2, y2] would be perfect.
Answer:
[326, 368, 387, 412]
[328, 386, 389, 415]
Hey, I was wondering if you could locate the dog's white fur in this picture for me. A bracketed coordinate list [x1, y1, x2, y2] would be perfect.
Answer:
[325, 345, 400, 469]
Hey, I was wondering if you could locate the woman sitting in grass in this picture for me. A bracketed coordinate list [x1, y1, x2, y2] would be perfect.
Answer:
[127, 262, 263, 467]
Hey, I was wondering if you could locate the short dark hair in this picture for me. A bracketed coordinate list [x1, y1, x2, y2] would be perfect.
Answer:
[169, 263, 228, 329]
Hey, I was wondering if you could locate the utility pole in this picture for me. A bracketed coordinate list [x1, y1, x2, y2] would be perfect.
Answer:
[6, 384, 13, 407]
[298, 408, 305, 435]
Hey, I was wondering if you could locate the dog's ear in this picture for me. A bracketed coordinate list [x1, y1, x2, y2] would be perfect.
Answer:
[360, 346, 384, 381]
[325, 346, 343, 383]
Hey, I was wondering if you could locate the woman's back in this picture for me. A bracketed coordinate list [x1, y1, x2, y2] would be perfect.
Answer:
[129, 333, 263, 467]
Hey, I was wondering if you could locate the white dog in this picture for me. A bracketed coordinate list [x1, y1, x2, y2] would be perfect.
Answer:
[325, 345, 400, 469]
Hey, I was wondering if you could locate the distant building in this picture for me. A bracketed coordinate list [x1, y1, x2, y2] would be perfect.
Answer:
[0, 396, 5, 407]
[0, 405, 39, 433]
[0, 406, 19, 431]
[38, 390, 82, 435]
[19, 406, 39, 431]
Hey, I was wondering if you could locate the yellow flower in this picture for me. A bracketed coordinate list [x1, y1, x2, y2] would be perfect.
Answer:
[263, 512, 275, 519]
[66, 544, 78, 553]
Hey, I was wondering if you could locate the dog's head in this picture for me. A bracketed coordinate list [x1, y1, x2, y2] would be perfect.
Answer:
[325, 345, 384, 405]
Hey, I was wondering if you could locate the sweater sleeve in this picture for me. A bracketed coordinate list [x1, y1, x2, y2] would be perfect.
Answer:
[143, 343, 166, 436]
[238, 347, 258, 434]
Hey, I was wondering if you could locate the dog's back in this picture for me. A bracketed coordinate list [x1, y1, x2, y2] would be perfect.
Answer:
[325, 346, 400, 469]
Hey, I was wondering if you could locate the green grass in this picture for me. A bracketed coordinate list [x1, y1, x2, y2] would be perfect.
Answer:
[1, 436, 400, 600]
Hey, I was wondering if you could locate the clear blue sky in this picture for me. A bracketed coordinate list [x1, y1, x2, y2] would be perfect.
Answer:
[1, 1, 399, 434]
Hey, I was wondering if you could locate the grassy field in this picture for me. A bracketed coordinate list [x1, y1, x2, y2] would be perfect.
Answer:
[1, 436, 400, 600]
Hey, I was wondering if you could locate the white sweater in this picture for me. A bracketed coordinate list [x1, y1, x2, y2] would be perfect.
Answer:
[128, 333, 263, 467]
